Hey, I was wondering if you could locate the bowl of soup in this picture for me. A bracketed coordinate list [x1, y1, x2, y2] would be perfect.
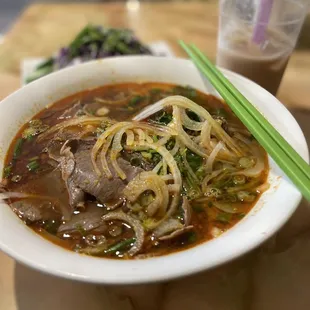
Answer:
[0, 56, 308, 284]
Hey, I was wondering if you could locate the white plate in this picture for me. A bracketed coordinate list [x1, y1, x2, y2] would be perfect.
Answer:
[0, 56, 308, 284]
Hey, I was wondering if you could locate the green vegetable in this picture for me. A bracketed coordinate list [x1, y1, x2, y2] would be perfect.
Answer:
[129, 95, 145, 107]
[186, 150, 202, 172]
[22, 119, 49, 140]
[142, 218, 157, 230]
[25, 65, 54, 84]
[216, 213, 232, 223]
[27, 160, 40, 172]
[13, 138, 24, 159]
[204, 187, 222, 198]
[166, 139, 175, 151]
[44, 220, 61, 235]
[104, 238, 136, 254]
[152, 135, 159, 142]
[149, 88, 161, 95]
[3, 165, 12, 178]
[36, 57, 54, 70]
[237, 213, 246, 219]
[141, 151, 152, 160]
[175, 150, 202, 200]
[152, 111, 173, 125]
[185, 231, 197, 244]
[116, 41, 132, 54]
[173, 85, 197, 100]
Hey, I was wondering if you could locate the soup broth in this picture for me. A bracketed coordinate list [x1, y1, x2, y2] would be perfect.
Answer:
[2, 83, 268, 259]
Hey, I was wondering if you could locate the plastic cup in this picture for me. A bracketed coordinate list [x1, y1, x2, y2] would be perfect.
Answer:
[216, 0, 307, 95]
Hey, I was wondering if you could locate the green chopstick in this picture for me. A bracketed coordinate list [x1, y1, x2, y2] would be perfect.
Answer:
[179, 40, 310, 201]
[190, 43, 310, 178]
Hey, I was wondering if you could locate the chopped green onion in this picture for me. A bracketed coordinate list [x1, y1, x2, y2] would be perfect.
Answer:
[173, 85, 197, 100]
[3, 165, 12, 178]
[128, 95, 145, 107]
[149, 88, 161, 95]
[141, 151, 152, 160]
[13, 138, 24, 159]
[237, 213, 246, 219]
[185, 231, 197, 244]
[27, 160, 40, 172]
[204, 187, 222, 198]
[216, 213, 232, 223]
[104, 238, 136, 254]
[186, 151, 202, 172]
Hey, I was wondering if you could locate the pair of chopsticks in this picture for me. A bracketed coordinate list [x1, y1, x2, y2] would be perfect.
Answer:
[179, 41, 310, 202]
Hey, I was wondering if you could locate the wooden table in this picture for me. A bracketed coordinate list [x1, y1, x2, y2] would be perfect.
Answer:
[0, 3, 310, 310]
[0, 2, 309, 109]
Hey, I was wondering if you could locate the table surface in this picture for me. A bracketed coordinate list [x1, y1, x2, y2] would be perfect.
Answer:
[1, 3, 310, 310]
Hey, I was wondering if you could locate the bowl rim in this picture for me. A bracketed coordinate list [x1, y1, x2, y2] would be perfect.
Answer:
[0, 56, 308, 284]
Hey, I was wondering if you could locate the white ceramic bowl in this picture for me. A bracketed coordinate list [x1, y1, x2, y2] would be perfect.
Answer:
[0, 56, 308, 284]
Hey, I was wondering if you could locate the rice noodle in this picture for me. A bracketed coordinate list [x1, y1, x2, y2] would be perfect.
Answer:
[133, 96, 242, 156]
[134, 128, 146, 142]
[205, 142, 223, 173]
[167, 184, 179, 192]
[123, 171, 169, 217]
[101, 211, 144, 256]
[159, 226, 193, 241]
[110, 128, 129, 180]
[201, 170, 222, 193]
[126, 130, 134, 146]
[152, 218, 183, 238]
[161, 160, 167, 175]
[180, 108, 203, 131]
[234, 147, 265, 178]
[157, 136, 171, 146]
[172, 106, 207, 157]
[92, 122, 130, 176]
[38, 116, 109, 141]
[99, 135, 114, 178]
[182, 197, 192, 226]
[200, 121, 212, 151]
[170, 138, 180, 156]
[138, 141, 182, 217]
[153, 161, 163, 174]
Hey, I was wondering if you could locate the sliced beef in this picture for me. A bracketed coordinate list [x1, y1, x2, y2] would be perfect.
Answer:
[57, 202, 107, 234]
[46, 139, 144, 208]
[15, 170, 72, 220]
[11, 199, 61, 223]
[71, 146, 143, 203]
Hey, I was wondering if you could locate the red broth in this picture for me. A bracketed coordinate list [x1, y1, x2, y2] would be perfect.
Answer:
[2, 83, 268, 259]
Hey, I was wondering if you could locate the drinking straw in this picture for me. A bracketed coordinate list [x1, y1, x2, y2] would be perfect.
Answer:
[252, 0, 274, 44]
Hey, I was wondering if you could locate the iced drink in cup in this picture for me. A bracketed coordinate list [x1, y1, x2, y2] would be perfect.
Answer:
[216, 0, 307, 95]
